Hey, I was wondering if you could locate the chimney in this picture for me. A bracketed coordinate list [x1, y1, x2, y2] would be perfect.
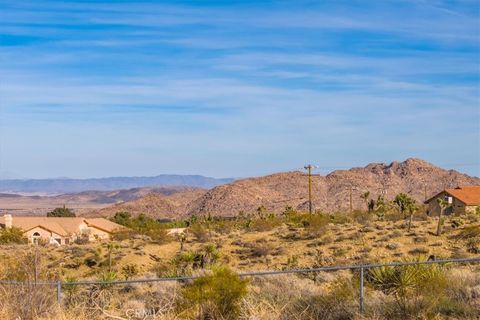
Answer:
[4, 214, 12, 229]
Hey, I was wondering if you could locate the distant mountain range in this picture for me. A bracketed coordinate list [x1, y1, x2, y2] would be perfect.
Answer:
[0, 175, 233, 193]
[93, 158, 480, 218]
[2, 158, 479, 218]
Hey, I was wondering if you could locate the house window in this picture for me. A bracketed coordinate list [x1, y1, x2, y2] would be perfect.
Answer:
[32, 232, 41, 244]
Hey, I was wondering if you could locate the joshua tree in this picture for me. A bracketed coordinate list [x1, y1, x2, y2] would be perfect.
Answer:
[407, 200, 418, 232]
[106, 242, 119, 272]
[393, 193, 414, 218]
[375, 195, 389, 220]
[436, 198, 449, 236]
[360, 191, 371, 212]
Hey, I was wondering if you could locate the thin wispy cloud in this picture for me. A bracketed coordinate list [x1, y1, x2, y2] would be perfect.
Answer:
[0, 0, 478, 179]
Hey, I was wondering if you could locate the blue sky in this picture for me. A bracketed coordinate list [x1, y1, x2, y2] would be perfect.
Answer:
[0, 0, 479, 179]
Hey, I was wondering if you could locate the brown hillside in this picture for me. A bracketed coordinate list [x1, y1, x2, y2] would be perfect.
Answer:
[92, 188, 206, 218]
[188, 158, 480, 216]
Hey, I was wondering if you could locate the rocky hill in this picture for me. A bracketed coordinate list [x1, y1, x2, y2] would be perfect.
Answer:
[92, 188, 206, 219]
[68, 158, 479, 219]
[187, 158, 480, 216]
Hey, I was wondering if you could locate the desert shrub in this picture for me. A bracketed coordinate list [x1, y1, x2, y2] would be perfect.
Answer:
[251, 216, 282, 232]
[414, 210, 430, 221]
[466, 237, 480, 254]
[303, 213, 330, 236]
[384, 211, 404, 222]
[250, 242, 275, 258]
[367, 258, 449, 318]
[111, 212, 172, 243]
[286, 255, 299, 269]
[190, 223, 211, 242]
[171, 244, 221, 274]
[110, 229, 136, 241]
[152, 261, 172, 277]
[408, 247, 429, 255]
[61, 276, 81, 307]
[121, 263, 139, 280]
[457, 224, 480, 240]
[97, 271, 118, 287]
[144, 228, 171, 244]
[330, 213, 351, 224]
[352, 210, 373, 225]
[0, 249, 59, 319]
[200, 243, 221, 267]
[74, 234, 90, 245]
[0, 227, 27, 244]
[110, 211, 132, 225]
[286, 277, 357, 320]
[180, 266, 248, 320]
[47, 206, 75, 217]
[211, 218, 236, 234]
[171, 251, 202, 275]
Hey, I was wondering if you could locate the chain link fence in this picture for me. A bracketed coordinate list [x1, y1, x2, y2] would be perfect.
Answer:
[1, 257, 479, 319]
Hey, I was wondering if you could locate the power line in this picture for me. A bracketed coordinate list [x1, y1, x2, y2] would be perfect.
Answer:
[302, 165, 318, 216]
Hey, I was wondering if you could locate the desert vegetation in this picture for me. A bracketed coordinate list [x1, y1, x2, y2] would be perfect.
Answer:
[1, 197, 480, 319]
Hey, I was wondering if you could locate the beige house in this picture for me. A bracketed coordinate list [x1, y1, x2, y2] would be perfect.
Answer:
[0, 214, 124, 245]
[425, 186, 480, 216]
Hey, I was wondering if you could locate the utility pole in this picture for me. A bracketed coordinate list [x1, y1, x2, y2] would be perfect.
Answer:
[349, 185, 358, 214]
[349, 185, 353, 214]
[304, 165, 317, 216]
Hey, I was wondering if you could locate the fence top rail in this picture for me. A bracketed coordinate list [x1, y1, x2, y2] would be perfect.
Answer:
[1, 257, 479, 286]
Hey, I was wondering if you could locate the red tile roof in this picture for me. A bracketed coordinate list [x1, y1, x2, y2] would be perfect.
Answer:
[445, 186, 480, 205]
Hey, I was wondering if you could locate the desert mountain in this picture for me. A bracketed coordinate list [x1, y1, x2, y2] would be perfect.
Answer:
[6, 158, 477, 219]
[0, 186, 204, 216]
[92, 188, 206, 219]
[0, 174, 233, 193]
[187, 158, 480, 216]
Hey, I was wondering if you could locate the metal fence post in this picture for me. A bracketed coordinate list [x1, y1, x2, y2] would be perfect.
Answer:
[359, 267, 365, 313]
[57, 281, 62, 306]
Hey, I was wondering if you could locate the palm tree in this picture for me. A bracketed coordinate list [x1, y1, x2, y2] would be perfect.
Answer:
[436, 198, 449, 236]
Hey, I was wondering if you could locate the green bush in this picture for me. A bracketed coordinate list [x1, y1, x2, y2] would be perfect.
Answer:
[0, 227, 28, 244]
[181, 266, 248, 320]
[110, 229, 136, 241]
[251, 216, 281, 232]
[47, 206, 75, 217]
[144, 228, 171, 244]
[466, 237, 480, 253]
[303, 214, 330, 236]
[110, 212, 172, 243]
[121, 263, 139, 280]
[367, 258, 449, 318]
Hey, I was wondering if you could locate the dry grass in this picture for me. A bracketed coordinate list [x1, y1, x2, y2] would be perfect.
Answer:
[1, 213, 479, 319]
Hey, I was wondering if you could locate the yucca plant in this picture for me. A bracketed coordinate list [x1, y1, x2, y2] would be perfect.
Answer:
[367, 257, 448, 317]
